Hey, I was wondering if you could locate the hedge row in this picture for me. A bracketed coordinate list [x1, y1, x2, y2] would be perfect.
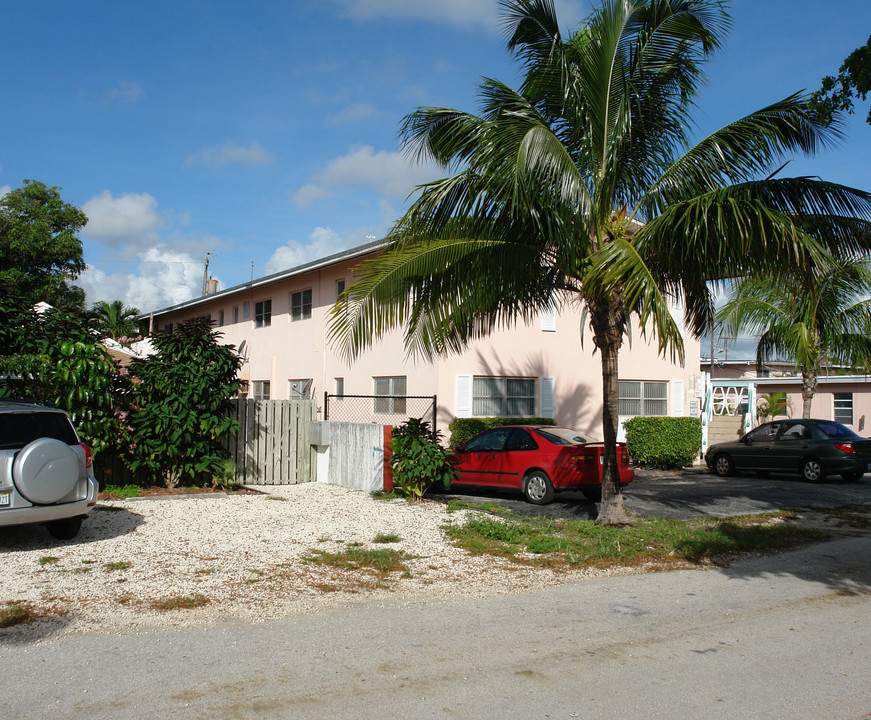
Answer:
[448, 417, 556, 448]
[623, 416, 702, 469]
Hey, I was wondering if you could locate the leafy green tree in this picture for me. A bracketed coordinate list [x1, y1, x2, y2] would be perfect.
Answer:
[390, 418, 458, 500]
[810, 35, 871, 127]
[93, 300, 142, 340]
[719, 260, 871, 419]
[329, 0, 871, 524]
[0, 180, 88, 306]
[756, 391, 792, 422]
[127, 318, 242, 488]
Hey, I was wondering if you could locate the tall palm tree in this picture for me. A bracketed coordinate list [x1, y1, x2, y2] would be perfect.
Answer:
[93, 299, 141, 340]
[719, 260, 871, 419]
[329, 0, 871, 524]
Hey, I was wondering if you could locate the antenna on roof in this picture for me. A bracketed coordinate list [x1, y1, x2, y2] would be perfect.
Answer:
[366, 232, 376, 240]
[202, 253, 210, 295]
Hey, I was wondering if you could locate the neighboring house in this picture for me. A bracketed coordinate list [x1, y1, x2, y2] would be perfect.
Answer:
[143, 240, 701, 441]
[701, 360, 871, 453]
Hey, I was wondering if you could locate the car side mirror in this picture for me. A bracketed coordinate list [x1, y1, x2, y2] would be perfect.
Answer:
[455, 443, 465, 453]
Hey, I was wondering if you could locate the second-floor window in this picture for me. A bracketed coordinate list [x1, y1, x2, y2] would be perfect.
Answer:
[254, 299, 272, 328]
[291, 289, 312, 321]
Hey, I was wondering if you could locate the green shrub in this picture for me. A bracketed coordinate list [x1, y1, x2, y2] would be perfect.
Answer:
[623, 416, 702, 469]
[390, 418, 459, 500]
[448, 416, 556, 448]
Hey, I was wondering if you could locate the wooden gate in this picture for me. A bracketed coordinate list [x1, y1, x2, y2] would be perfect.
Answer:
[224, 399, 317, 485]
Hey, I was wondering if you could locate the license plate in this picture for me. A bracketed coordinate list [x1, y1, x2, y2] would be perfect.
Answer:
[0, 492, 9, 507]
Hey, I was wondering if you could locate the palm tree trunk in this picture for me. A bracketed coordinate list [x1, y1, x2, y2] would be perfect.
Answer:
[801, 369, 817, 419]
[589, 297, 632, 526]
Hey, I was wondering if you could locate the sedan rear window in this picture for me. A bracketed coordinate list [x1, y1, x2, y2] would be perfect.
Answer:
[537, 427, 589, 445]
[0, 412, 78, 449]
[815, 421, 860, 439]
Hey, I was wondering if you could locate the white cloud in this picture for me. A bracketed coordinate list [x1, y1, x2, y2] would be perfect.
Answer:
[264, 226, 377, 275]
[292, 145, 442, 207]
[78, 245, 203, 312]
[0, 184, 11, 198]
[327, 102, 378, 125]
[186, 141, 275, 168]
[333, 0, 584, 30]
[82, 191, 162, 249]
[107, 80, 144, 102]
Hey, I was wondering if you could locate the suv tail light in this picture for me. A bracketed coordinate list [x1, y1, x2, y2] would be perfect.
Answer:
[834, 442, 856, 455]
[80, 442, 93, 468]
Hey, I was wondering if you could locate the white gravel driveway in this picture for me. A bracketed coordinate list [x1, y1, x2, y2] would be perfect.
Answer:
[0, 483, 608, 638]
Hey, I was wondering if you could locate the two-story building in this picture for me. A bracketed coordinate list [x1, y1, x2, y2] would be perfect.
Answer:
[143, 239, 702, 441]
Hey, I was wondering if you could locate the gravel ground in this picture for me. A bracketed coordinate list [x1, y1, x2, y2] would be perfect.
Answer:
[0, 483, 635, 640]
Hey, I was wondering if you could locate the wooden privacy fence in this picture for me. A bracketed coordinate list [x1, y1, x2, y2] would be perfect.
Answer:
[224, 398, 317, 485]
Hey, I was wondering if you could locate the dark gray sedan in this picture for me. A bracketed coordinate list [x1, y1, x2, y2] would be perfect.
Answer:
[704, 419, 871, 483]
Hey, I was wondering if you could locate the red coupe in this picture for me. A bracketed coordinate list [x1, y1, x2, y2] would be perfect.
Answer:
[452, 425, 634, 504]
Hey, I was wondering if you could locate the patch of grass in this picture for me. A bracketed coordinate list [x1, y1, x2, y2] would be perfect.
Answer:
[370, 490, 401, 501]
[444, 510, 827, 568]
[443, 498, 513, 516]
[303, 547, 413, 575]
[39, 556, 59, 566]
[102, 484, 144, 499]
[373, 532, 401, 543]
[0, 601, 42, 628]
[821, 505, 871, 529]
[150, 594, 210, 612]
[105, 561, 131, 571]
[266, 495, 288, 501]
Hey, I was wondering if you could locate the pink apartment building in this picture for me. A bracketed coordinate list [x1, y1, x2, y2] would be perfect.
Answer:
[144, 240, 702, 441]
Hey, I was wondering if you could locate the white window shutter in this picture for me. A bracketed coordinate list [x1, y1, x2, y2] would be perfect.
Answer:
[456, 375, 473, 418]
[670, 380, 684, 417]
[541, 377, 556, 419]
[541, 303, 556, 332]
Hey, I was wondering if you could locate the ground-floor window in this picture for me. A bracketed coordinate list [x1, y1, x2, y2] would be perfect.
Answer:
[618, 380, 668, 416]
[374, 376, 407, 414]
[473, 377, 536, 417]
[834, 392, 853, 425]
[289, 379, 312, 399]
[252, 381, 271, 400]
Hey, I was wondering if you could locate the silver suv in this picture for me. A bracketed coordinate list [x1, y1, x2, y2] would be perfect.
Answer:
[0, 402, 99, 539]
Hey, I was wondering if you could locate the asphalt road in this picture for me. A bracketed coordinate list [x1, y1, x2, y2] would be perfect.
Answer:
[3, 531, 870, 719]
[441, 469, 871, 521]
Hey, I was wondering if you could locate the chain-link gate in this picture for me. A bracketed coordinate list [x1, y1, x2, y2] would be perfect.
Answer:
[323, 393, 437, 434]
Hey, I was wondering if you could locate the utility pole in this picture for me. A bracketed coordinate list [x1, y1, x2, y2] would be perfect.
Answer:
[202, 253, 210, 295]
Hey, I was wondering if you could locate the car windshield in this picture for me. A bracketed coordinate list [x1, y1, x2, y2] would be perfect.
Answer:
[537, 427, 588, 445]
[815, 421, 861, 439]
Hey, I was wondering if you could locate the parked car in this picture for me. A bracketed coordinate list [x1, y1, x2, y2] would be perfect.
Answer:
[0, 401, 99, 539]
[451, 425, 634, 504]
[705, 418, 871, 483]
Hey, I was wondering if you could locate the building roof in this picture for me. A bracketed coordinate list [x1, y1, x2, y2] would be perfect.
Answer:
[145, 238, 385, 318]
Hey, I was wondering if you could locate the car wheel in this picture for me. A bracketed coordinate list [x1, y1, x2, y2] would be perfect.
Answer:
[713, 453, 735, 477]
[800, 458, 826, 483]
[523, 470, 555, 505]
[581, 487, 602, 502]
[46, 516, 83, 540]
[841, 470, 864, 482]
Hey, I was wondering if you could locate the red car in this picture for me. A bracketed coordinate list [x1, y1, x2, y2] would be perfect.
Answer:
[452, 425, 634, 504]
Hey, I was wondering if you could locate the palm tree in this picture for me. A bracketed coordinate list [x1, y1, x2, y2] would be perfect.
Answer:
[719, 261, 871, 419]
[329, 0, 871, 524]
[93, 300, 141, 341]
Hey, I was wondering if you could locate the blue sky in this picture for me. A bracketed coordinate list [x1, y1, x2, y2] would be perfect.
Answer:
[2, 0, 870, 326]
